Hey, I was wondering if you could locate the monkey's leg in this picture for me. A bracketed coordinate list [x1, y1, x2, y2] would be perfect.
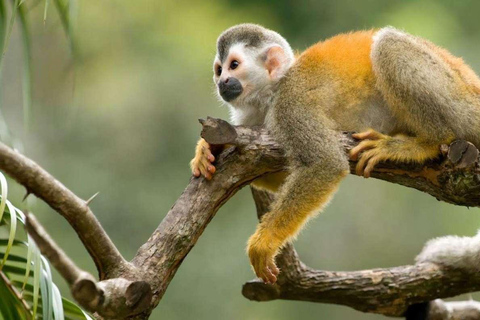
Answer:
[247, 166, 347, 283]
[353, 28, 480, 176]
[247, 128, 349, 284]
[372, 27, 477, 142]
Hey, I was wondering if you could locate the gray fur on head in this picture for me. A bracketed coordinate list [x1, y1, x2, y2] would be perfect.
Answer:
[216, 23, 294, 63]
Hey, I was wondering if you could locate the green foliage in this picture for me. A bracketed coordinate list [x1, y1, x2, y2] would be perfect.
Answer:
[0, 0, 92, 318]
[0, 171, 92, 319]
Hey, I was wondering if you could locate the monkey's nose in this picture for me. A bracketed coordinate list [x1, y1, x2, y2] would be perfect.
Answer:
[218, 77, 243, 102]
[219, 77, 234, 87]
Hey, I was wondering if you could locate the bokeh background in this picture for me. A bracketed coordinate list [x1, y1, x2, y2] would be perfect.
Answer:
[3, 1, 480, 319]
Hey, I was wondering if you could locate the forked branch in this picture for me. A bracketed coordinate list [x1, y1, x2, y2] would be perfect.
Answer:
[0, 117, 479, 319]
[26, 214, 152, 318]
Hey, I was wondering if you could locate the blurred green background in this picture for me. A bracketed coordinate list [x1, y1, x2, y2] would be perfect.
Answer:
[3, 0, 480, 319]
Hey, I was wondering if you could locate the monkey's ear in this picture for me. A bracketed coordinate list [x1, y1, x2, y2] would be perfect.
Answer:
[263, 46, 288, 80]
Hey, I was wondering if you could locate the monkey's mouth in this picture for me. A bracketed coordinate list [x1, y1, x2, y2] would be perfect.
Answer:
[220, 88, 243, 102]
[218, 78, 243, 102]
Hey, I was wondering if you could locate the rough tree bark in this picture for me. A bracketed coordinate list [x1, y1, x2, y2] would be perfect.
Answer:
[1, 117, 480, 319]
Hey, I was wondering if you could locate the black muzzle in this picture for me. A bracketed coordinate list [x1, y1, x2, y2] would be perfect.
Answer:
[218, 77, 243, 102]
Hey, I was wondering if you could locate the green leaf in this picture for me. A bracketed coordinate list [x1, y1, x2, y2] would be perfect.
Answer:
[2, 264, 32, 277]
[0, 173, 90, 319]
[39, 267, 49, 320]
[32, 242, 41, 319]
[0, 0, 6, 68]
[40, 256, 54, 320]
[52, 284, 64, 320]
[0, 201, 18, 270]
[22, 235, 34, 291]
[3, 0, 20, 57]
[43, 0, 49, 24]
[51, 0, 77, 59]
[3, 209, 26, 224]
[0, 239, 27, 247]
[0, 172, 8, 223]
[0, 0, 18, 74]
[0, 252, 27, 263]
[0, 276, 28, 320]
[18, 2, 32, 133]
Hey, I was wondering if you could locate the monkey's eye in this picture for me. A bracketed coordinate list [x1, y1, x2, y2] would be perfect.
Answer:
[230, 60, 239, 70]
[216, 66, 222, 76]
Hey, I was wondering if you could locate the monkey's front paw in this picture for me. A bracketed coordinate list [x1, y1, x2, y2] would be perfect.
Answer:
[190, 139, 216, 180]
[350, 129, 391, 178]
[247, 241, 280, 284]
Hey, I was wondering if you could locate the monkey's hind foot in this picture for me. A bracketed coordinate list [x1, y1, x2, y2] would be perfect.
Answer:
[349, 129, 440, 178]
[349, 129, 394, 177]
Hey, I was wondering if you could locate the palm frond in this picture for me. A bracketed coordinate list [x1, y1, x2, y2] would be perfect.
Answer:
[0, 172, 91, 319]
[0, 1, 84, 315]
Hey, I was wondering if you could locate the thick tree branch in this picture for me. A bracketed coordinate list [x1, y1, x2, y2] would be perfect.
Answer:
[2, 117, 480, 319]
[244, 189, 480, 317]
[129, 121, 285, 309]
[0, 143, 126, 278]
[201, 117, 480, 207]
[243, 243, 480, 317]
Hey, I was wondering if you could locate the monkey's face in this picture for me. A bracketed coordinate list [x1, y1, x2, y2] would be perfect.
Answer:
[213, 44, 249, 104]
[213, 44, 280, 107]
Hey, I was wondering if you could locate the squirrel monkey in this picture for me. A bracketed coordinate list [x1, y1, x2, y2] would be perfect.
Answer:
[190, 24, 480, 284]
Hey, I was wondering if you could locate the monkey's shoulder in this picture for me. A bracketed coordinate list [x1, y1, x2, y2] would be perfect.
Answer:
[295, 30, 376, 81]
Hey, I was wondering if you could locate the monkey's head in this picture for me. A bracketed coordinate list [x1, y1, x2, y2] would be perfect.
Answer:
[213, 24, 294, 108]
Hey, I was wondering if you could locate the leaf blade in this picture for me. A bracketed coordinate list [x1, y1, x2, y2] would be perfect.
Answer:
[0, 201, 18, 270]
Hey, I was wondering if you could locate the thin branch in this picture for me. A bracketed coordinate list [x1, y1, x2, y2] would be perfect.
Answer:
[26, 213, 152, 318]
[244, 188, 480, 317]
[0, 142, 126, 278]
[243, 244, 480, 317]
[26, 213, 87, 285]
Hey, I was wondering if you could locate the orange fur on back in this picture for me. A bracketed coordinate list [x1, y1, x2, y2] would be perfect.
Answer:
[299, 30, 376, 87]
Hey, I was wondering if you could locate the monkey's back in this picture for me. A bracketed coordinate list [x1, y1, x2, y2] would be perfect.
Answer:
[286, 30, 395, 133]
[285, 29, 480, 138]
[300, 30, 376, 89]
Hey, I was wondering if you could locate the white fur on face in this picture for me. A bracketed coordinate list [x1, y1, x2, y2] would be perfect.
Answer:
[213, 43, 293, 126]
